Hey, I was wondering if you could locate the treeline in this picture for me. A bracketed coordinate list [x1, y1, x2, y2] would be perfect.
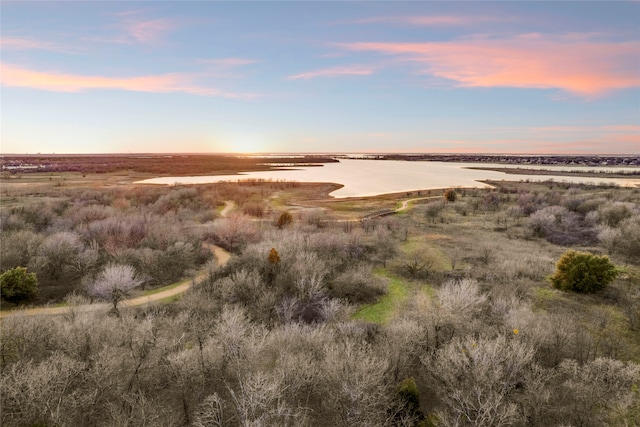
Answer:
[0, 154, 337, 175]
[376, 154, 640, 167]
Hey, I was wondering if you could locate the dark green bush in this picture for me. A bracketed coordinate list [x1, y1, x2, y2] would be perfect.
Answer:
[397, 376, 420, 411]
[550, 250, 618, 293]
[1, 266, 39, 304]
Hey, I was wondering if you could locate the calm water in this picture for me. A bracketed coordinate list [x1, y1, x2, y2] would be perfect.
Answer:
[135, 159, 640, 198]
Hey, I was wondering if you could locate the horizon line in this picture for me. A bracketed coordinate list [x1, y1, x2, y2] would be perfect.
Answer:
[1, 152, 639, 157]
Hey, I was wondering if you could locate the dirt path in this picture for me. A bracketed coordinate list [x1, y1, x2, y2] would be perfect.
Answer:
[0, 244, 231, 318]
[396, 195, 442, 212]
[220, 200, 235, 217]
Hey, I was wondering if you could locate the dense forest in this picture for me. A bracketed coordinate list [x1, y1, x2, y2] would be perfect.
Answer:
[1, 176, 639, 426]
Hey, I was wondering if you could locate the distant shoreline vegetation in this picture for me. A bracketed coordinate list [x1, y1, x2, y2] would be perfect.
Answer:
[466, 166, 640, 178]
[0, 154, 338, 176]
[344, 154, 639, 167]
[1, 153, 638, 176]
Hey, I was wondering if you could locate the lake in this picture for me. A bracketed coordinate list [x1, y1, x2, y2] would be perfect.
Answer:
[135, 159, 640, 198]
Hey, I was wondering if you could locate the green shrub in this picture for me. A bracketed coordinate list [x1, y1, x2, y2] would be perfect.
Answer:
[394, 376, 424, 424]
[550, 250, 618, 293]
[397, 376, 420, 411]
[1, 266, 39, 304]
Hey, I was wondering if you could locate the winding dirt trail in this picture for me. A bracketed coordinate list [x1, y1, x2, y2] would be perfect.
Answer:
[1, 197, 431, 318]
[395, 195, 442, 212]
[119, 244, 230, 309]
[1, 242, 231, 318]
[2, 202, 238, 318]
[220, 200, 235, 217]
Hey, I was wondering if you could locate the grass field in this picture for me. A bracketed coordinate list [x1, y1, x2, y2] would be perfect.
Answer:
[352, 269, 410, 323]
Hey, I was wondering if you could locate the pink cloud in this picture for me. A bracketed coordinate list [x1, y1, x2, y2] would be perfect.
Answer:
[288, 65, 375, 80]
[602, 125, 640, 132]
[0, 63, 256, 98]
[198, 58, 260, 68]
[125, 18, 174, 43]
[529, 138, 640, 154]
[87, 14, 177, 45]
[532, 125, 640, 134]
[354, 15, 511, 26]
[0, 37, 70, 52]
[489, 125, 640, 134]
[339, 34, 640, 96]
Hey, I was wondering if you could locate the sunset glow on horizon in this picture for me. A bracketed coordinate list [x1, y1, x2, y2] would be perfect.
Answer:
[1, 2, 638, 154]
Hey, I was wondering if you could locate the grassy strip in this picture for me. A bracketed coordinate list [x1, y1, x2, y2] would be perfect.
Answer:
[158, 294, 183, 304]
[1, 300, 69, 313]
[0, 277, 193, 313]
[422, 284, 435, 299]
[352, 269, 409, 323]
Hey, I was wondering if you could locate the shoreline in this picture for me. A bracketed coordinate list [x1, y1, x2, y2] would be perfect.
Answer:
[2, 153, 638, 175]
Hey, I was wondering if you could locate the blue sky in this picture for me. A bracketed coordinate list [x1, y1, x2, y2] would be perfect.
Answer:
[1, 1, 639, 154]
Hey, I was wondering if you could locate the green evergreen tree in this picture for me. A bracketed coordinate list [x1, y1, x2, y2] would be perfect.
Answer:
[551, 250, 618, 293]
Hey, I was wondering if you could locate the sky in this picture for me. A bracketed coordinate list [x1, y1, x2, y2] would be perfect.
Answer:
[1, 1, 639, 155]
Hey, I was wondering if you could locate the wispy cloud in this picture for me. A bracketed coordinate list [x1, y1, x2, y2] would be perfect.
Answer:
[353, 15, 511, 26]
[487, 125, 640, 134]
[85, 11, 177, 45]
[198, 58, 259, 68]
[125, 18, 174, 44]
[288, 65, 375, 80]
[339, 34, 640, 97]
[193, 58, 261, 79]
[530, 125, 640, 134]
[0, 63, 257, 98]
[528, 138, 640, 154]
[0, 36, 78, 53]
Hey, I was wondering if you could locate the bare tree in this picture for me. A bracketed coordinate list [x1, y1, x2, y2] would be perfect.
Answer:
[1, 352, 88, 426]
[403, 248, 434, 277]
[617, 215, 640, 263]
[598, 226, 621, 255]
[227, 371, 308, 426]
[0, 230, 43, 271]
[87, 264, 143, 314]
[321, 339, 392, 426]
[372, 227, 398, 268]
[425, 335, 536, 427]
[34, 231, 83, 284]
[555, 358, 640, 427]
[212, 214, 258, 252]
[437, 279, 487, 318]
[193, 393, 226, 427]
